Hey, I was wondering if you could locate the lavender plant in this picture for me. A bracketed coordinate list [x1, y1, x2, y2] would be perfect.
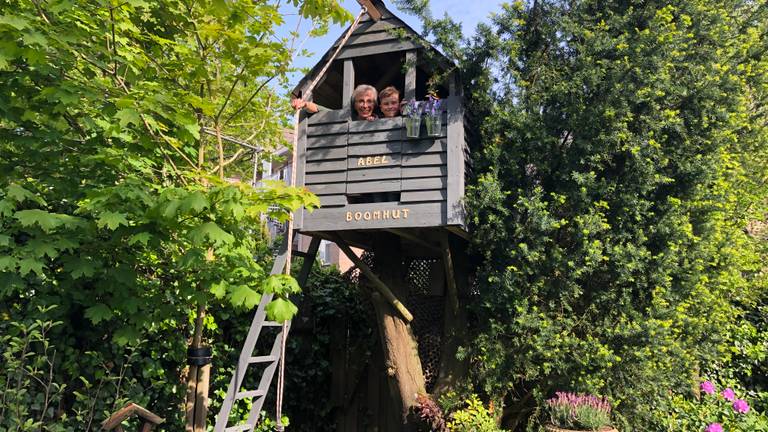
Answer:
[424, 94, 442, 117]
[402, 98, 423, 119]
[547, 392, 612, 430]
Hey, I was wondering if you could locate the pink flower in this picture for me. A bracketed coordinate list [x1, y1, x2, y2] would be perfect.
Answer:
[705, 423, 723, 432]
[733, 399, 750, 414]
[700, 381, 716, 395]
[721, 388, 735, 401]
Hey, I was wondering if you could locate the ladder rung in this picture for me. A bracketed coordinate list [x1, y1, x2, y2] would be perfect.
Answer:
[291, 249, 309, 258]
[262, 321, 284, 327]
[249, 355, 278, 364]
[225, 425, 253, 432]
[235, 389, 266, 400]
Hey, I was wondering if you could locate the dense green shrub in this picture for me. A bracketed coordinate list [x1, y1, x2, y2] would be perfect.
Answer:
[397, 0, 768, 429]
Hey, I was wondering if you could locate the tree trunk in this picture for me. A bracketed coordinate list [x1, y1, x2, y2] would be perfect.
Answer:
[371, 234, 426, 429]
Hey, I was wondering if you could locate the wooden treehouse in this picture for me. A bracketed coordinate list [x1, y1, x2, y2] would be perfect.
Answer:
[215, 2, 473, 431]
[292, 10, 470, 248]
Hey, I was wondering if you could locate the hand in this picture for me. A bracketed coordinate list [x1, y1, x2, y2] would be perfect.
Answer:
[290, 98, 306, 110]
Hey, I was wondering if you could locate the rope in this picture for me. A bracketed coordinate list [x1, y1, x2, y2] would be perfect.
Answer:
[274, 7, 368, 432]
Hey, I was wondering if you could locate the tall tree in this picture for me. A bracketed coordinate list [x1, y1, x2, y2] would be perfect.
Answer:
[399, 0, 768, 429]
[0, 0, 350, 428]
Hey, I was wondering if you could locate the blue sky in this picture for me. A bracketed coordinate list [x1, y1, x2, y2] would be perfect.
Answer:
[280, 0, 502, 90]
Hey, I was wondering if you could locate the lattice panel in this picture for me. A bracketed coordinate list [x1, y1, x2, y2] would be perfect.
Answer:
[343, 253, 446, 392]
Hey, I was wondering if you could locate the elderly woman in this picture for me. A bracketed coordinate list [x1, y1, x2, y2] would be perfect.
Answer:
[291, 84, 377, 121]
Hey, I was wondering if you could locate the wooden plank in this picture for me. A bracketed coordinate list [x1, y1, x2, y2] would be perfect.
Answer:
[347, 166, 401, 181]
[319, 195, 348, 207]
[306, 146, 347, 161]
[401, 166, 447, 178]
[348, 117, 402, 133]
[401, 139, 447, 154]
[345, 30, 398, 46]
[347, 129, 401, 144]
[295, 114, 308, 229]
[343, 59, 354, 110]
[347, 141, 401, 156]
[307, 134, 347, 149]
[347, 153, 401, 169]
[307, 182, 346, 195]
[305, 159, 347, 172]
[356, 0, 382, 20]
[337, 39, 422, 60]
[305, 171, 347, 184]
[402, 152, 447, 167]
[307, 109, 350, 124]
[401, 189, 447, 202]
[307, 122, 348, 136]
[302, 201, 446, 231]
[405, 50, 416, 100]
[446, 95, 465, 225]
[346, 179, 401, 194]
[402, 176, 446, 191]
[330, 233, 413, 322]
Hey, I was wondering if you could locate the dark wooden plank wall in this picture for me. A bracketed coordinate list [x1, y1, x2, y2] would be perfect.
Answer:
[304, 110, 349, 210]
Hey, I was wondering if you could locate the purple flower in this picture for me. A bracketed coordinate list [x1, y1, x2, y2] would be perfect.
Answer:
[700, 381, 716, 395]
[705, 423, 723, 432]
[733, 399, 750, 414]
[721, 388, 735, 402]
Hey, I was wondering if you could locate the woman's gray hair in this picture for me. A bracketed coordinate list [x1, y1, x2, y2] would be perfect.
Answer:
[351, 84, 378, 106]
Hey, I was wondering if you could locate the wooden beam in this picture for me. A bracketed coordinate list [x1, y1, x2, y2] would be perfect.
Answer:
[330, 233, 414, 322]
[384, 228, 441, 254]
[343, 59, 354, 110]
[440, 234, 459, 316]
[404, 50, 417, 100]
[356, 0, 382, 21]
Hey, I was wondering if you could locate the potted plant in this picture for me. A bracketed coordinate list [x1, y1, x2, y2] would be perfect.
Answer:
[423, 94, 442, 136]
[544, 392, 617, 432]
[402, 99, 423, 138]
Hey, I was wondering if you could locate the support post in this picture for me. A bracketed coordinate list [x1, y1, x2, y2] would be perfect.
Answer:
[405, 50, 417, 101]
[440, 234, 459, 316]
[343, 59, 355, 110]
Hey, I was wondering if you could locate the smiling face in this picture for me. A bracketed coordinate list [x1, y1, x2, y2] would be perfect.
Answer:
[380, 94, 401, 118]
[354, 90, 376, 119]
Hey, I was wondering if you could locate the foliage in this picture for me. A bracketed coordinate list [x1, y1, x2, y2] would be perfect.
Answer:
[546, 392, 611, 430]
[0, 0, 350, 428]
[444, 394, 505, 432]
[397, 0, 768, 430]
[659, 380, 768, 431]
[415, 394, 448, 432]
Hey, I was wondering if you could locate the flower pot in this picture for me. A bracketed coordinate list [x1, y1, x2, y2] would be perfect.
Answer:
[424, 114, 442, 136]
[544, 424, 618, 432]
[404, 117, 421, 138]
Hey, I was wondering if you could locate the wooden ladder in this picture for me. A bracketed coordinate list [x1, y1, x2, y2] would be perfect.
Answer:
[214, 236, 320, 432]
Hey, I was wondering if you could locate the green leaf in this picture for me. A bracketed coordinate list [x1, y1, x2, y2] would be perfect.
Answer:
[128, 232, 152, 246]
[0, 255, 17, 271]
[229, 284, 261, 309]
[18, 257, 44, 276]
[113, 327, 141, 346]
[84, 303, 113, 324]
[6, 184, 44, 205]
[0, 234, 10, 247]
[188, 222, 234, 246]
[179, 191, 209, 213]
[115, 108, 141, 127]
[263, 274, 301, 295]
[65, 258, 97, 279]
[0, 199, 13, 217]
[97, 211, 129, 230]
[14, 209, 63, 232]
[210, 280, 227, 299]
[0, 14, 30, 30]
[265, 297, 297, 323]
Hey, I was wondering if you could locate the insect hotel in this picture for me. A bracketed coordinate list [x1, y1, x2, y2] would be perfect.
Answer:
[216, 1, 472, 430]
